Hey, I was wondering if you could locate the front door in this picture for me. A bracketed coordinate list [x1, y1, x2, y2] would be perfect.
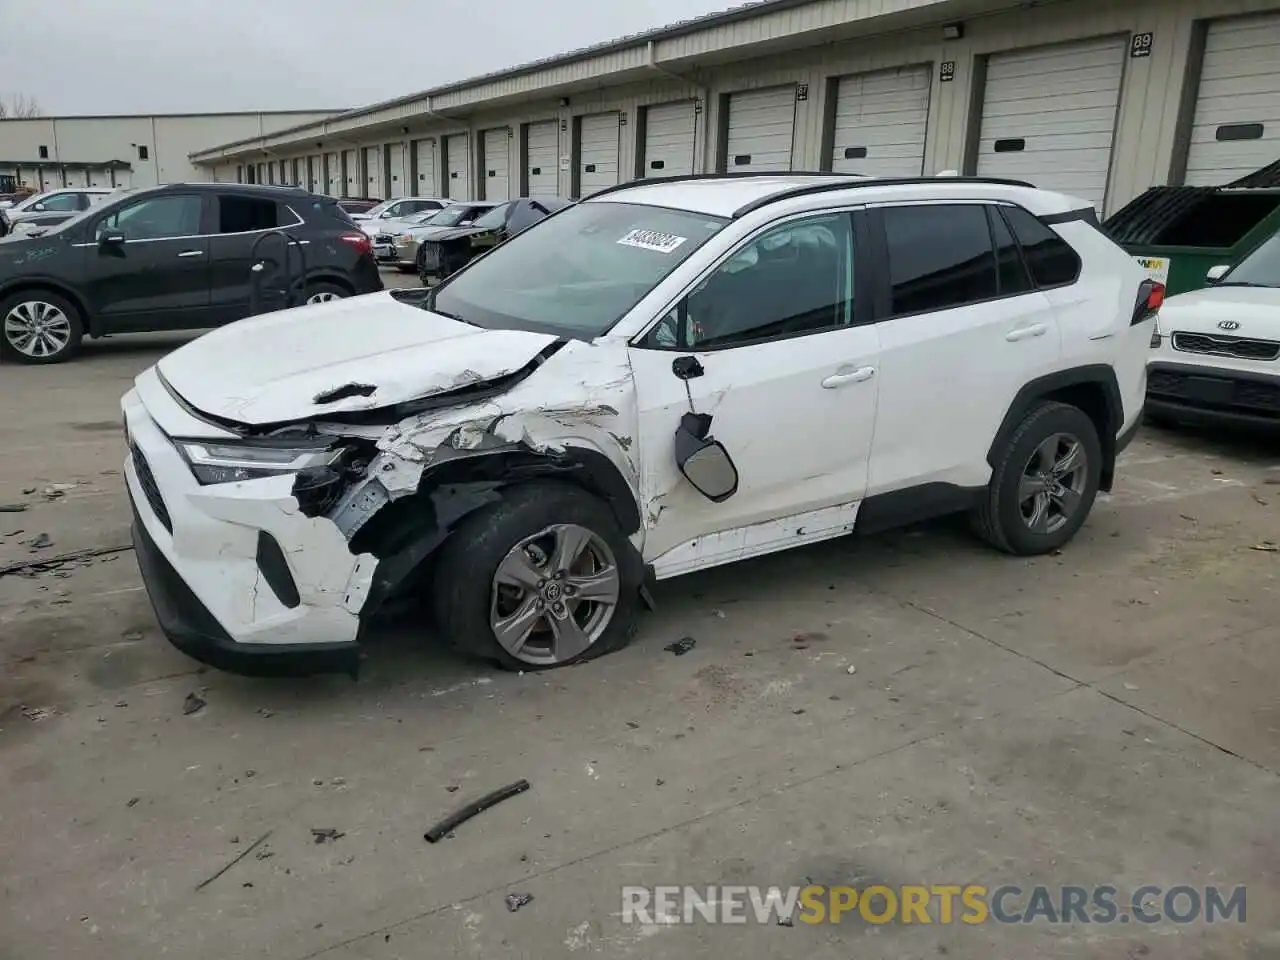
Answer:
[629, 210, 881, 577]
[81, 192, 211, 333]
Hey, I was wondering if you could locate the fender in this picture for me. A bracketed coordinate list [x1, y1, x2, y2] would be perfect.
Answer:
[987, 365, 1123, 492]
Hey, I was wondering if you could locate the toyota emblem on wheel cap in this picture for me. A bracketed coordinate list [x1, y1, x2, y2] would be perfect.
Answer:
[1218, 320, 1241, 330]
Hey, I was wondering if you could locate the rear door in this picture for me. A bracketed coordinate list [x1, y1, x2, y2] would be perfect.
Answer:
[206, 193, 293, 324]
[79, 192, 211, 332]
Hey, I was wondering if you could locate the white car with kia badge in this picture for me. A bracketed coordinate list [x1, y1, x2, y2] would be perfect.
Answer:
[121, 172, 1157, 678]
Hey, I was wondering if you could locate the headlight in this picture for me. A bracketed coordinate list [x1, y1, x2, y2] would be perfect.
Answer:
[177, 441, 344, 485]
[397, 234, 415, 244]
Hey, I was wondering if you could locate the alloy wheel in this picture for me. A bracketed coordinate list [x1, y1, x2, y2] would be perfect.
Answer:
[488, 523, 621, 666]
[3, 300, 72, 359]
[1018, 432, 1088, 535]
[306, 290, 343, 305]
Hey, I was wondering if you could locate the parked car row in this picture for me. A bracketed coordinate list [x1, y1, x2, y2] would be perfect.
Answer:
[0, 186, 116, 237]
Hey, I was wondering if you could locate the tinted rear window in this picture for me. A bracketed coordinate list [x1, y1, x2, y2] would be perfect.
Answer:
[1001, 206, 1081, 287]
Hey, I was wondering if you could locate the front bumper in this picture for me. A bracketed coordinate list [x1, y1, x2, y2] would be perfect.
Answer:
[1146, 361, 1280, 430]
[123, 373, 369, 677]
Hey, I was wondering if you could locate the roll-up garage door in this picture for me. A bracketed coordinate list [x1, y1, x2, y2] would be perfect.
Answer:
[525, 120, 559, 196]
[643, 101, 697, 178]
[445, 133, 471, 199]
[831, 65, 931, 176]
[325, 153, 340, 195]
[342, 149, 358, 196]
[482, 128, 511, 200]
[725, 86, 796, 173]
[1183, 13, 1280, 186]
[65, 168, 88, 187]
[578, 112, 620, 196]
[388, 143, 408, 196]
[363, 146, 383, 198]
[975, 36, 1126, 211]
[414, 140, 436, 196]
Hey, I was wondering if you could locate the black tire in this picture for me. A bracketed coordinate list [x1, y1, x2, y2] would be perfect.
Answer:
[302, 281, 348, 306]
[0, 289, 84, 365]
[971, 400, 1103, 556]
[432, 481, 643, 671]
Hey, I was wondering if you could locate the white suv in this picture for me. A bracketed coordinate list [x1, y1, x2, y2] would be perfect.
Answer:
[121, 173, 1158, 678]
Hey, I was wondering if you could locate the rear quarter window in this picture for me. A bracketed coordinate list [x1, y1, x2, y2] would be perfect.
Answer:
[1000, 205, 1082, 287]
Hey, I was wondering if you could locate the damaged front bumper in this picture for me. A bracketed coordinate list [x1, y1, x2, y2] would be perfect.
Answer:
[123, 374, 371, 678]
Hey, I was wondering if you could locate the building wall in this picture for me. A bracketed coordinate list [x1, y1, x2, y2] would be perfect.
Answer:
[0, 111, 337, 191]
[191, 0, 1280, 215]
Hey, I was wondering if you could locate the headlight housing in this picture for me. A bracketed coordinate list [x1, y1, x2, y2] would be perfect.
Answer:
[397, 233, 415, 244]
[177, 441, 344, 485]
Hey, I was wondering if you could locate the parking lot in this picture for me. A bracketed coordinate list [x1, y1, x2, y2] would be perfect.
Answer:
[1, 268, 1278, 959]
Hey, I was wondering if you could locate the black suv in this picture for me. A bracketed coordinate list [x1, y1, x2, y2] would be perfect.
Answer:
[0, 183, 382, 364]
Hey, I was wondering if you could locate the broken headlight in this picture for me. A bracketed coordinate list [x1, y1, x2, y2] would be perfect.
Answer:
[177, 441, 344, 485]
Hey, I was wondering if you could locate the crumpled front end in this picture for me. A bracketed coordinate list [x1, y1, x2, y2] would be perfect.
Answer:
[124, 339, 640, 678]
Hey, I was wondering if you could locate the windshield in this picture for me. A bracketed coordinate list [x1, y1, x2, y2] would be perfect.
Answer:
[419, 206, 477, 227]
[430, 201, 728, 338]
[472, 202, 512, 229]
[1221, 232, 1280, 287]
[363, 200, 395, 218]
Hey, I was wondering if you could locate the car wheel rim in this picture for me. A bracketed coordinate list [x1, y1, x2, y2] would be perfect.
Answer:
[1019, 432, 1088, 535]
[306, 291, 342, 305]
[4, 301, 71, 358]
[489, 523, 621, 666]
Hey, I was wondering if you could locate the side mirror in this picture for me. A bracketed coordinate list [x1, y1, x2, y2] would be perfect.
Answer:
[674, 411, 738, 502]
[31, 202, 45, 212]
[1206, 264, 1230, 284]
[99, 229, 126, 249]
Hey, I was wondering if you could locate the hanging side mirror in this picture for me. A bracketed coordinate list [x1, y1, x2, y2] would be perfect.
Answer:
[674, 411, 738, 502]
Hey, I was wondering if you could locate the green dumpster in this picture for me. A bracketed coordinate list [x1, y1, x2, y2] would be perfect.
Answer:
[1103, 162, 1280, 297]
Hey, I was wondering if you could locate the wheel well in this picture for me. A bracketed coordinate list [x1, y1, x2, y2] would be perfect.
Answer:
[0, 282, 91, 334]
[306, 274, 353, 294]
[989, 367, 1122, 492]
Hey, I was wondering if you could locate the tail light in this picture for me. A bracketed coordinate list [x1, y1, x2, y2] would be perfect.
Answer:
[1133, 279, 1164, 326]
[339, 232, 372, 256]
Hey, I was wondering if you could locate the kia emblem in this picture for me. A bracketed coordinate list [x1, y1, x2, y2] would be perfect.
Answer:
[1218, 320, 1241, 331]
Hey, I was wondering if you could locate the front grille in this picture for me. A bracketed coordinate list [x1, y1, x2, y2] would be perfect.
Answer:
[1148, 369, 1280, 417]
[1171, 332, 1280, 362]
[374, 233, 393, 244]
[130, 444, 173, 533]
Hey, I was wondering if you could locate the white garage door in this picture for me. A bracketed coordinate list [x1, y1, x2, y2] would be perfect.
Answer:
[525, 120, 559, 196]
[387, 143, 408, 196]
[482, 128, 511, 201]
[65, 168, 88, 187]
[1184, 13, 1280, 186]
[414, 139, 436, 196]
[111, 168, 132, 188]
[976, 37, 1126, 211]
[364, 146, 383, 198]
[342, 149, 358, 196]
[726, 86, 796, 172]
[88, 169, 111, 188]
[578, 113, 620, 196]
[643, 101, 697, 178]
[445, 133, 471, 200]
[831, 65, 931, 176]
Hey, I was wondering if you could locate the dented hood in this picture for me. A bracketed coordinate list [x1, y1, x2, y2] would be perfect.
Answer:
[155, 291, 560, 426]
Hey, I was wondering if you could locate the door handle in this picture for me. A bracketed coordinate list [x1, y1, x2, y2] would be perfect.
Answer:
[821, 366, 876, 389]
[1005, 322, 1048, 342]
[177, 249, 204, 258]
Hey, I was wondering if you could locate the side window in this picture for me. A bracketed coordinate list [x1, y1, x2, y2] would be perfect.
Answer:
[217, 196, 279, 233]
[1001, 205, 1081, 287]
[989, 206, 1034, 296]
[97, 195, 203, 240]
[646, 213, 855, 350]
[41, 193, 81, 212]
[882, 204, 997, 316]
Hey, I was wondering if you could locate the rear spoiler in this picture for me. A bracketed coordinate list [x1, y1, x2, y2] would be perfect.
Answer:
[1042, 205, 1100, 228]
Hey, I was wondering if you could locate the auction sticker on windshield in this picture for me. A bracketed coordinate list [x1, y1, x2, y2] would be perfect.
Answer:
[618, 228, 688, 254]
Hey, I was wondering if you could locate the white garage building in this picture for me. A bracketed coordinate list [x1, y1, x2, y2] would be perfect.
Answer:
[189, 0, 1280, 216]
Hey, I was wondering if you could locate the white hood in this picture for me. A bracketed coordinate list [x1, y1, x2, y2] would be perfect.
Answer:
[1159, 285, 1280, 337]
[156, 291, 560, 426]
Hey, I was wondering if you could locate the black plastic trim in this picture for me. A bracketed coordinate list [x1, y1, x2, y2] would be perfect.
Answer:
[1041, 206, 1101, 227]
[1146, 398, 1280, 430]
[731, 175, 1037, 219]
[256, 531, 301, 609]
[855, 482, 985, 536]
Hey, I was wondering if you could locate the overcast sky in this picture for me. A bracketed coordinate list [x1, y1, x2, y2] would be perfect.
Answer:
[0, 0, 737, 116]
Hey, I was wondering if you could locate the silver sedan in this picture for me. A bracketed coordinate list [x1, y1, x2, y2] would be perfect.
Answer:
[372, 202, 496, 271]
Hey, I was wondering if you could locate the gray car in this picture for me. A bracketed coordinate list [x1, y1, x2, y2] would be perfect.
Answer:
[0, 188, 115, 237]
[372, 201, 497, 271]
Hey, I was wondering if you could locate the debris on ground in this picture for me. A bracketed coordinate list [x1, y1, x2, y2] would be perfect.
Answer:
[183, 693, 207, 716]
[257, 708, 275, 719]
[424, 778, 531, 844]
[122, 629, 144, 642]
[44, 483, 80, 499]
[505, 893, 534, 912]
[21, 487, 35, 495]
[0, 504, 27, 513]
[445, 784, 460, 792]
[20, 706, 55, 722]
[712, 609, 727, 619]
[664, 637, 697, 656]
[311, 828, 345, 844]
[126, 797, 140, 807]
[846, 664, 857, 675]
[23, 532, 52, 551]
[625, 721, 640, 729]
[195, 830, 272, 891]
[1250, 541, 1279, 553]
[777, 916, 795, 927]
[0, 544, 132, 579]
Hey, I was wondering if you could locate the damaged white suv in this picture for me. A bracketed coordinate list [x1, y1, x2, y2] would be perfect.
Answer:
[122, 173, 1158, 678]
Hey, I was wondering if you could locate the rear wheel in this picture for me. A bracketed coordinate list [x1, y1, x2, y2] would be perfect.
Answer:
[303, 281, 348, 305]
[432, 482, 641, 671]
[0, 291, 84, 364]
[971, 401, 1102, 556]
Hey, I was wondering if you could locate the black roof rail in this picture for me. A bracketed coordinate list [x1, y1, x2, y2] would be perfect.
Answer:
[583, 170, 866, 201]
[730, 175, 1038, 218]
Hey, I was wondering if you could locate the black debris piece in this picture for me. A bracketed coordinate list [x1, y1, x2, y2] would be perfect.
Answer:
[24, 532, 52, 550]
[195, 830, 272, 891]
[183, 692, 206, 716]
[505, 893, 534, 913]
[311, 828, 345, 844]
[425, 779, 531, 843]
[0, 504, 27, 513]
[664, 637, 697, 656]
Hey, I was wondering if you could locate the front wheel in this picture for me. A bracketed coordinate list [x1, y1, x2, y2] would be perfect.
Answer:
[0, 291, 84, 364]
[303, 281, 348, 305]
[432, 482, 642, 671]
[971, 401, 1102, 556]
